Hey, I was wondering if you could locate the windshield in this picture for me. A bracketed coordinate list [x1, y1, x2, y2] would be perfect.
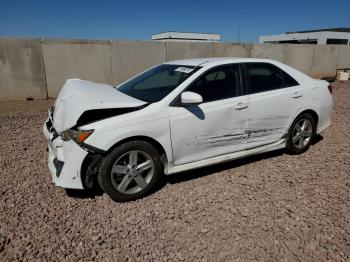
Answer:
[117, 64, 199, 102]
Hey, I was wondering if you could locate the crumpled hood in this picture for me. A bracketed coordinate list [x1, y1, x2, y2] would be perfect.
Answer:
[53, 79, 146, 132]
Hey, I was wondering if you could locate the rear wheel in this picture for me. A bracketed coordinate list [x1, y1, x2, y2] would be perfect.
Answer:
[286, 113, 316, 154]
[98, 141, 162, 202]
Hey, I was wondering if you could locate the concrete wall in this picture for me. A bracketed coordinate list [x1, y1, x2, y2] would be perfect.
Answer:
[42, 39, 112, 98]
[251, 44, 285, 62]
[111, 40, 166, 84]
[165, 42, 214, 60]
[1, 37, 350, 101]
[311, 45, 340, 79]
[283, 45, 314, 76]
[0, 38, 46, 100]
[212, 43, 252, 57]
[336, 45, 350, 69]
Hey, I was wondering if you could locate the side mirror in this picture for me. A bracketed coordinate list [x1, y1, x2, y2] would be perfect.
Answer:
[181, 91, 203, 105]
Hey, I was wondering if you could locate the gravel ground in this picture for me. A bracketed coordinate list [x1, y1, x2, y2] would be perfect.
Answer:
[0, 81, 349, 261]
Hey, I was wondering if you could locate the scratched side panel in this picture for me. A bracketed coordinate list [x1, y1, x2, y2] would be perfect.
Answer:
[199, 128, 247, 147]
[169, 97, 250, 166]
[247, 85, 304, 148]
[248, 115, 289, 143]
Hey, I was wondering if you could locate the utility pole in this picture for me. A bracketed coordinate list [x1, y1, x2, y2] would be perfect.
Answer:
[238, 12, 247, 43]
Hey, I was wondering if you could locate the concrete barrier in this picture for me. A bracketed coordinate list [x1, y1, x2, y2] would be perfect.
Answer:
[0, 38, 47, 100]
[42, 39, 112, 98]
[251, 44, 285, 62]
[111, 40, 166, 85]
[311, 45, 339, 78]
[336, 45, 350, 69]
[1, 37, 350, 101]
[212, 43, 252, 57]
[165, 42, 213, 61]
[283, 45, 314, 75]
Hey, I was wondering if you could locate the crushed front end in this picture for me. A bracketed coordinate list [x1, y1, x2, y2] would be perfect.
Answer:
[43, 107, 89, 189]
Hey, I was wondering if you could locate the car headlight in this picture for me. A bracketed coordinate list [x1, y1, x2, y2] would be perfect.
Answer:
[62, 129, 94, 144]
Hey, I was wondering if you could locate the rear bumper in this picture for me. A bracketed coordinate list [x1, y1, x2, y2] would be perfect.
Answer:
[43, 118, 88, 189]
[317, 103, 332, 134]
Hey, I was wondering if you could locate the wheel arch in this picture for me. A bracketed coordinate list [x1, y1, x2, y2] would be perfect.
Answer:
[80, 135, 169, 190]
[286, 109, 319, 138]
[106, 135, 169, 165]
[296, 109, 319, 130]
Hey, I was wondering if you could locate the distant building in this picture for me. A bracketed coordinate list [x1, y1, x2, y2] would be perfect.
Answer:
[152, 31, 220, 42]
[260, 28, 350, 45]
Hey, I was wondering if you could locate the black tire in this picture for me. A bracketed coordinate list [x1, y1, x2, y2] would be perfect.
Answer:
[286, 113, 316, 155]
[97, 141, 163, 202]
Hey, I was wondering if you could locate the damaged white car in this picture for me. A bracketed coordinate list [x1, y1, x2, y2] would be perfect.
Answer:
[43, 58, 332, 202]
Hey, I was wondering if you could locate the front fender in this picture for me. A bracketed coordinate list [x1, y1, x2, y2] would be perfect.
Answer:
[84, 117, 173, 162]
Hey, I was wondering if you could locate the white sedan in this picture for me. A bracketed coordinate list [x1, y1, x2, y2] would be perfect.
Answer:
[43, 58, 332, 202]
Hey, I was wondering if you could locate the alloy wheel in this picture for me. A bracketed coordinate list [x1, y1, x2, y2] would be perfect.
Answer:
[110, 150, 154, 194]
[292, 118, 313, 149]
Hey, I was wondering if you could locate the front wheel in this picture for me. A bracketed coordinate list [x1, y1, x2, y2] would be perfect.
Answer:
[286, 113, 316, 154]
[97, 141, 163, 202]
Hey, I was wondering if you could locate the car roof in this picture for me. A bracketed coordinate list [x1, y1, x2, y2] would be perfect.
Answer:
[164, 57, 314, 84]
[164, 57, 278, 67]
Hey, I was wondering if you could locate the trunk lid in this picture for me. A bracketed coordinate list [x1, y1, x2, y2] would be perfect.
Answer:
[52, 79, 146, 132]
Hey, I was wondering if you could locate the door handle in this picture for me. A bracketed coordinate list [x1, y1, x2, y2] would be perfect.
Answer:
[291, 91, 303, 99]
[234, 102, 248, 110]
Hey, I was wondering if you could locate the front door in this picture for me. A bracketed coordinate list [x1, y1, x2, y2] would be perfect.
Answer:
[169, 64, 250, 166]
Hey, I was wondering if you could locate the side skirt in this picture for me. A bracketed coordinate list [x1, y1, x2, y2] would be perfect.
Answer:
[164, 139, 286, 175]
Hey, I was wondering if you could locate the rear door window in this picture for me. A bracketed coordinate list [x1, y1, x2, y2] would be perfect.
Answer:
[245, 63, 299, 94]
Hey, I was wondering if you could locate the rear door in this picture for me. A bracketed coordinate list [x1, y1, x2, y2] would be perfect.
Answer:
[169, 64, 250, 165]
[243, 62, 304, 148]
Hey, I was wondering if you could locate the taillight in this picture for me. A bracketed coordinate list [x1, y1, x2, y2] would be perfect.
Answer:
[328, 84, 333, 95]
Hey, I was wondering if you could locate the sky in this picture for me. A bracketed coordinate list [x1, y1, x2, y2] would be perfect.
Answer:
[1, 0, 350, 43]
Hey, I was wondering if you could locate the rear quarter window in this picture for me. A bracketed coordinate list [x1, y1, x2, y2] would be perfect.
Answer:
[281, 69, 299, 87]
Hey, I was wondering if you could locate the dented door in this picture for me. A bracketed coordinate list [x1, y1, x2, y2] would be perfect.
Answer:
[243, 62, 304, 148]
[246, 87, 303, 148]
[169, 96, 250, 166]
[169, 64, 250, 166]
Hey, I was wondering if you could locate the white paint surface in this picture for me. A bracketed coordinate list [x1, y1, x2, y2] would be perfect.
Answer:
[43, 58, 333, 189]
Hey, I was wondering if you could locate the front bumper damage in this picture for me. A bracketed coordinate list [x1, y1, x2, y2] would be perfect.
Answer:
[43, 116, 88, 189]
